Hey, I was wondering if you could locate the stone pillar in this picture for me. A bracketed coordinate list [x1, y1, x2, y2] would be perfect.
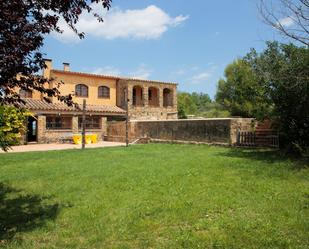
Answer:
[173, 86, 177, 109]
[72, 116, 79, 134]
[159, 87, 163, 107]
[37, 115, 46, 143]
[127, 84, 133, 108]
[143, 86, 149, 107]
[101, 117, 107, 135]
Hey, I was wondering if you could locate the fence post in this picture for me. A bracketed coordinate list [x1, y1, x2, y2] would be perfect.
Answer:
[125, 84, 129, 147]
[82, 99, 86, 149]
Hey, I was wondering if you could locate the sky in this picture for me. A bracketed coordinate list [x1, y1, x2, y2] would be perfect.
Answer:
[42, 0, 292, 99]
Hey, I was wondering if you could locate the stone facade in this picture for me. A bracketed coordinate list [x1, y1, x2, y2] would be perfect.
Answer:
[30, 115, 108, 144]
[116, 79, 178, 121]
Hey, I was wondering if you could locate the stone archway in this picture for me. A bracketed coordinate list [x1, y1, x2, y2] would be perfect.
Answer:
[163, 88, 173, 107]
[148, 87, 159, 107]
[132, 86, 143, 106]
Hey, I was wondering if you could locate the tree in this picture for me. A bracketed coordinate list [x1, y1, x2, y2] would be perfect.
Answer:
[216, 59, 270, 118]
[177, 92, 197, 117]
[0, 0, 112, 105]
[177, 91, 230, 118]
[245, 41, 309, 155]
[0, 105, 31, 151]
[191, 92, 212, 113]
[259, 0, 309, 46]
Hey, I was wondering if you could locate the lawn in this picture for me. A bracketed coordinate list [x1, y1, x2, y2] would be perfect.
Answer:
[0, 144, 308, 249]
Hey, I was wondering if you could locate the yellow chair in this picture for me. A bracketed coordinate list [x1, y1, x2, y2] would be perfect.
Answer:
[91, 134, 98, 144]
[85, 134, 92, 144]
[73, 134, 82, 145]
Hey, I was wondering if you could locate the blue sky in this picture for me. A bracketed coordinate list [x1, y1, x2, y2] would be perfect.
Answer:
[42, 0, 289, 99]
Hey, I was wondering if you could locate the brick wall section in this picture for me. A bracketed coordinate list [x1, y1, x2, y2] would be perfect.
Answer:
[106, 118, 253, 145]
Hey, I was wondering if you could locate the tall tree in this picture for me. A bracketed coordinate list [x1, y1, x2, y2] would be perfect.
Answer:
[245, 41, 309, 155]
[259, 0, 309, 46]
[0, 0, 112, 105]
[216, 59, 270, 118]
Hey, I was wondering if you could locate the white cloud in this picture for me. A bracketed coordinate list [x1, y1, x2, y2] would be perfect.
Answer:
[52, 4, 189, 42]
[129, 64, 153, 79]
[190, 72, 212, 84]
[277, 17, 294, 27]
[170, 64, 217, 84]
[92, 66, 121, 76]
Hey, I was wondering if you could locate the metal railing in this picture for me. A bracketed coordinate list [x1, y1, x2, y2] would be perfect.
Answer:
[236, 131, 279, 148]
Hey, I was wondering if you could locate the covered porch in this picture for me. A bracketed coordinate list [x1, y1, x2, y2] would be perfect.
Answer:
[19, 99, 126, 144]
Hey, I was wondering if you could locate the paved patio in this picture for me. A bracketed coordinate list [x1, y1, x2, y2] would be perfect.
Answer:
[0, 141, 126, 153]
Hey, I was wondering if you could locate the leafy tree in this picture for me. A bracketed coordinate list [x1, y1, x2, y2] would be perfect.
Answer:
[177, 92, 198, 117]
[216, 59, 270, 118]
[0, 105, 31, 151]
[0, 0, 112, 105]
[191, 92, 212, 113]
[177, 104, 187, 119]
[245, 41, 309, 155]
[177, 91, 229, 118]
[199, 102, 231, 118]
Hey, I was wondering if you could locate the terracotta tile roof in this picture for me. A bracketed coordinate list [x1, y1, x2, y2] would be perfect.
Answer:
[51, 69, 178, 85]
[19, 99, 126, 115]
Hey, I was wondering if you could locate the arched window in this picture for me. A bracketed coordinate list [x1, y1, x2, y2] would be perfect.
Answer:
[20, 89, 32, 98]
[148, 87, 159, 106]
[75, 84, 88, 97]
[163, 88, 173, 107]
[98, 86, 110, 98]
[132, 86, 143, 106]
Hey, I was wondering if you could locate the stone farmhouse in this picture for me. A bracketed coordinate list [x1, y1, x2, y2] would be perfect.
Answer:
[20, 59, 178, 143]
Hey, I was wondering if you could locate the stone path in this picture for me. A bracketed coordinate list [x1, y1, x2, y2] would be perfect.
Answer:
[0, 141, 125, 153]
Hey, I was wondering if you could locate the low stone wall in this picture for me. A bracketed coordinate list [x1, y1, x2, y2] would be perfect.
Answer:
[106, 118, 253, 145]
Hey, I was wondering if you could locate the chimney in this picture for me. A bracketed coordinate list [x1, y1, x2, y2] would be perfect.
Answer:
[43, 58, 52, 79]
[63, 62, 70, 72]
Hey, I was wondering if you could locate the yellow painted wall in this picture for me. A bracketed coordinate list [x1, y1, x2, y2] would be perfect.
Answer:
[50, 71, 117, 106]
[15, 74, 42, 100]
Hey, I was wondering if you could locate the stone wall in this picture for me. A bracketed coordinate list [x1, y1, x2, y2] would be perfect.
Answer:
[35, 115, 107, 144]
[230, 118, 254, 144]
[106, 118, 253, 145]
[116, 79, 178, 121]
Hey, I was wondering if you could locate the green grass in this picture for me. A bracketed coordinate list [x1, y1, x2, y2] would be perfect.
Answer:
[0, 144, 308, 249]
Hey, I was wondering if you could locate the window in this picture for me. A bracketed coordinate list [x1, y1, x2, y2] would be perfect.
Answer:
[75, 84, 88, 97]
[132, 86, 143, 106]
[98, 86, 110, 98]
[78, 116, 101, 129]
[148, 89, 152, 100]
[148, 87, 159, 106]
[46, 116, 72, 130]
[20, 89, 32, 98]
[163, 88, 173, 107]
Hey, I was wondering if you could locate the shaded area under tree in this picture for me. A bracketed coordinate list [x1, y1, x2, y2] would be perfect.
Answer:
[0, 183, 60, 243]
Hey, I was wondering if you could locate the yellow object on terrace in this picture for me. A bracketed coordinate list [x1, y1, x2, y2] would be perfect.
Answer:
[72, 134, 98, 144]
[73, 134, 82, 145]
[91, 134, 98, 143]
